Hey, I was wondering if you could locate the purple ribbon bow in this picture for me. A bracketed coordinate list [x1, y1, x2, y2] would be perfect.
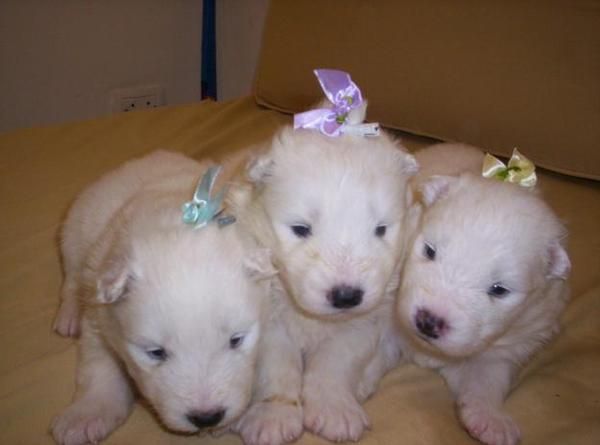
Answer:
[294, 69, 364, 137]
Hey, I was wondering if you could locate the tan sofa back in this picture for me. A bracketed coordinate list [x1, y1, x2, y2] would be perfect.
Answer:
[255, 0, 600, 180]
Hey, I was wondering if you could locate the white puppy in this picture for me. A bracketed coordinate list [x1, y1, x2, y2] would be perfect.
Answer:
[51, 151, 274, 445]
[232, 126, 418, 444]
[396, 143, 571, 445]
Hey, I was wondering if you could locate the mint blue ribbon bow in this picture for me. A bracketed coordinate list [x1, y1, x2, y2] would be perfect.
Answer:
[182, 166, 227, 229]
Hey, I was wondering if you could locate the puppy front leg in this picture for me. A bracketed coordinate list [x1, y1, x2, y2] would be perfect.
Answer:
[441, 358, 521, 445]
[53, 275, 81, 337]
[233, 321, 303, 445]
[51, 322, 134, 445]
[302, 336, 375, 442]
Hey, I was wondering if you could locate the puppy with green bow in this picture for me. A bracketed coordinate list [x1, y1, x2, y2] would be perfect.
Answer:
[396, 143, 571, 445]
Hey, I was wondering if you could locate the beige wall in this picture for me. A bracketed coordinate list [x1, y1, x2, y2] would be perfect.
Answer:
[0, 0, 203, 133]
[216, 0, 269, 101]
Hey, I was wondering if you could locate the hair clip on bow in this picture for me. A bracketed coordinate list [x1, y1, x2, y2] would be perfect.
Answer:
[182, 166, 235, 229]
[482, 148, 537, 188]
[294, 69, 380, 138]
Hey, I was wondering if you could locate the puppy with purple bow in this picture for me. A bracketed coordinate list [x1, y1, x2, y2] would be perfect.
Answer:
[232, 70, 418, 445]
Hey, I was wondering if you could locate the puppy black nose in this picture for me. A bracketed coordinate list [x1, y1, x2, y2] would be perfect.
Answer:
[415, 308, 446, 339]
[327, 285, 364, 308]
[186, 409, 225, 429]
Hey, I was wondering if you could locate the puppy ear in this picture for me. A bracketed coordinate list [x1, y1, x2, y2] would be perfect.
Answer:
[243, 248, 277, 280]
[419, 175, 453, 207]
[399, 152, 419, 175]
[246, 154, 275, 184]
[546, 240, 571, 280]
[96, 255, 131, 304]
[226, 183, 252, 215]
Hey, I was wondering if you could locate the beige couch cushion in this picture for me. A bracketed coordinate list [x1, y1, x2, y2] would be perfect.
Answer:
[255, 0, 600, 179]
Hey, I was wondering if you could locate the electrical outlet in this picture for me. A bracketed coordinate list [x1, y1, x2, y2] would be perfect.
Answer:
[109, 85, 165, 113]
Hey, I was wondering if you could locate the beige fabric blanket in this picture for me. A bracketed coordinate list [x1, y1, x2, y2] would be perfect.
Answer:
[1, 98, 598, 444]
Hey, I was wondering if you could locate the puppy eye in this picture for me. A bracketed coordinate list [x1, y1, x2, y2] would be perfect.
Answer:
[229, 333, 246, 349]
[291, 224, 312, 238]
[146, 347, 168, 361]
[423, 242, 436, 260]
[487, 283, 510, 298]
[375, 225, 387, 238]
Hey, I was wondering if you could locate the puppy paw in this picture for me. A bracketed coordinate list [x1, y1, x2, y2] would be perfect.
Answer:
[302, 388, 369, 442]
[233, 400, 303, 445]
[459, 400, 521, 445]
[53, 299, 81, 337]
[51, 399, 126, 445]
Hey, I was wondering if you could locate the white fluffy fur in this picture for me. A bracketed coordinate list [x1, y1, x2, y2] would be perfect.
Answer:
[51, 151, 274, 445]
[231, 127, 418, 444]
[396, 143, 571, 445]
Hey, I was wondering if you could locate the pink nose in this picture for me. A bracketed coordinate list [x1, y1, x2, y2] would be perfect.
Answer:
[415, 308, 447, 339]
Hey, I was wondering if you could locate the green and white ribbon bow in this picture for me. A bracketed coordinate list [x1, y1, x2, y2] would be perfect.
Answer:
[482, 148, 537, 188]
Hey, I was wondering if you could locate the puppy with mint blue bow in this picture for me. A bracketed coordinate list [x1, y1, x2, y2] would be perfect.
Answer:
[231, 70, 418, 445]
[396, 143, 571, 445]
[51, 151, 275, 445]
